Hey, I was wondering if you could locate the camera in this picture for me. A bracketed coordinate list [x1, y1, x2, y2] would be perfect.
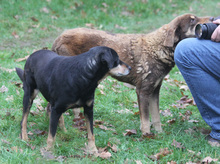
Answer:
[195, 16, 220, 39]
[195, 23, 218, 39]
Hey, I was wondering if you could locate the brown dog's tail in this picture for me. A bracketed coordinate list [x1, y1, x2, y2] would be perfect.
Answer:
[15, 67, 24, 82]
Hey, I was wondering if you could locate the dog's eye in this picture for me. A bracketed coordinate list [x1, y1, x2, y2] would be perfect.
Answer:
[114, 61, 119, 67]
[190, 18, 195, 23]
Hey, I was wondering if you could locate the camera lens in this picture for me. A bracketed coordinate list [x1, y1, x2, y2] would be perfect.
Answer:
[195, 23, 218, 39]
[195, 24, 203, 38]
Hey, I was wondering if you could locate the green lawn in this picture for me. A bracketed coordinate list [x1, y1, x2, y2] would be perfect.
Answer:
[0, 0, 220, 163]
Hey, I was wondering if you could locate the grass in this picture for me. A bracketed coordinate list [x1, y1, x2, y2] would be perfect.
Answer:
[0, 0, 220, 163]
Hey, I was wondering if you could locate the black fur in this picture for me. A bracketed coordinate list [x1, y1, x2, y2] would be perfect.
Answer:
[16, 46, 130, 149]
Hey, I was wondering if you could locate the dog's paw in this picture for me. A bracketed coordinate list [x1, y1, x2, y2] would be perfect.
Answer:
[84, 143, 98, 155]
[20, 133, 29, 141]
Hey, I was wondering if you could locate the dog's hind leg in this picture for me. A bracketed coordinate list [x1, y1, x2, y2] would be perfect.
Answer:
[21, 88, 39, 141]
[73, 108, 81, 119]
[46, 107, 62, 150]
[84, 105, 98, 154]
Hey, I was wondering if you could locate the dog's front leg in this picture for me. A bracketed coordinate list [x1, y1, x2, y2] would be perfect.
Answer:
[47, 103, 67, 132]
[46, 107, 62, 150]
[84, 105, 98, 154]
[136, 88, 151, 135]
[149, 84, 162, 133]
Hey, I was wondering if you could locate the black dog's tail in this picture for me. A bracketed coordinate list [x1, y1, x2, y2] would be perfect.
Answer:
[15, 67, 24, 82]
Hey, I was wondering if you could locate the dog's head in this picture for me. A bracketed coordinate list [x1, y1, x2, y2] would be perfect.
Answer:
[163, 14, 212, 47]
[91, 46, 131, 76]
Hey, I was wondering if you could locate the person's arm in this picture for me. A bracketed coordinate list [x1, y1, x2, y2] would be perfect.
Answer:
[211, 19, 220, 42]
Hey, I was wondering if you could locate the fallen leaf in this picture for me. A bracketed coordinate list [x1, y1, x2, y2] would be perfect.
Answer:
[40, 148, 56, 160]
[26, 143, 36, 150]
[97, 151, 112, 159]
[149, 148, 173, 160]
[33, 129, 47, 136]
[171, 139, 185, 149]
[135, 160, 142, 164]
[117, 108, 133, 114]
[167, 119, 176, 124]
[179, 85, 189, 91]
[115, 24, 127, 30]
[15, 55, 30, 62]
[5, 95, 14, 102]
[188, 120, 199, 123]
[142, 133, 155, 139]
[12, 31, 19, 38]
[160, 109, 173, 117]
[202, 156, 218, 163]
[11, 146, 18, 153]
[98, 125, 115, 132]
[123, 129, 137, 136]
[1, 139, 11, 144]
[94, 120, 104, 125]
[85, 23, 94, 28]
[173, 96, 196, 109]
[56, 156, 66, 162]
[0, 67, 15, 73]
[167, 161, 177, 164]
[40, 7, 49, 13]
[107, 142, 117, 152]
[0, 85, 8, 93]
[31, 16, 38, 22]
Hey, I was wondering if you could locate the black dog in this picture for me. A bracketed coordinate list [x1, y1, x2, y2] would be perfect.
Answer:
[16, 46, 131, 154]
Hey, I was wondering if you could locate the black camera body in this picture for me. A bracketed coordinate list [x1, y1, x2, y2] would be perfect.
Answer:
[195, 16, 220, 39]
[195, 23, 218, 39]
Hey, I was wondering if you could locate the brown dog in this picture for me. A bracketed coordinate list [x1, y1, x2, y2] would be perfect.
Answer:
[52, 14, 211, 135]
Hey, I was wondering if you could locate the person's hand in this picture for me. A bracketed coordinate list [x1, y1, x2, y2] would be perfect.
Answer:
[211, 19, 220, 42]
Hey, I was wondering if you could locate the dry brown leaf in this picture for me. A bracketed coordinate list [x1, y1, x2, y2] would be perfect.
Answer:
[98, 125, 116, 132]
[12, 31, 19, 38]
[202, 156, 218, 163]
[160, 109, 173, 117]
[5, 95, 14, 102]
[107, 142, 117, 152]
[31, 16, 38, 22]
[0, 85, 8, 93]
[167, 119, 176, 124]
[33, 129, 47, 136]
[15, 55, 30, 62]
[40, 7, 49, 13]
[94, 120, 104, 125]
[1, 139, 11, 144]
[135, 160, 142, 164]
[0, 67, 15, 73]
[26, 143, 36, 150]
[171, 139, 185, 149]
[142, 133, 155, 139]
[40, 148, 56, 160]
[123, 129, 137, 136]
[167, 161, 177, 164]
[149, 148, 173, 160]
[97, 151, 112, 159]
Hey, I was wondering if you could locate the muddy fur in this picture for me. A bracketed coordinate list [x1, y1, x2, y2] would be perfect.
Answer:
[52, 14, 211, 135]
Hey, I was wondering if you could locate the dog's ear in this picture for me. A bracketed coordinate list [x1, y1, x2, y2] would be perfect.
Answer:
[101, 48, 118, 69]
[163, 16, 182, 47]
[163, 23, 179, 47]
[163, 27, 177, 47]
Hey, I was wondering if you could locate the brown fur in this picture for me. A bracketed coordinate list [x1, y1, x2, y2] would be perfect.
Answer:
[52, 14, 211, 135]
